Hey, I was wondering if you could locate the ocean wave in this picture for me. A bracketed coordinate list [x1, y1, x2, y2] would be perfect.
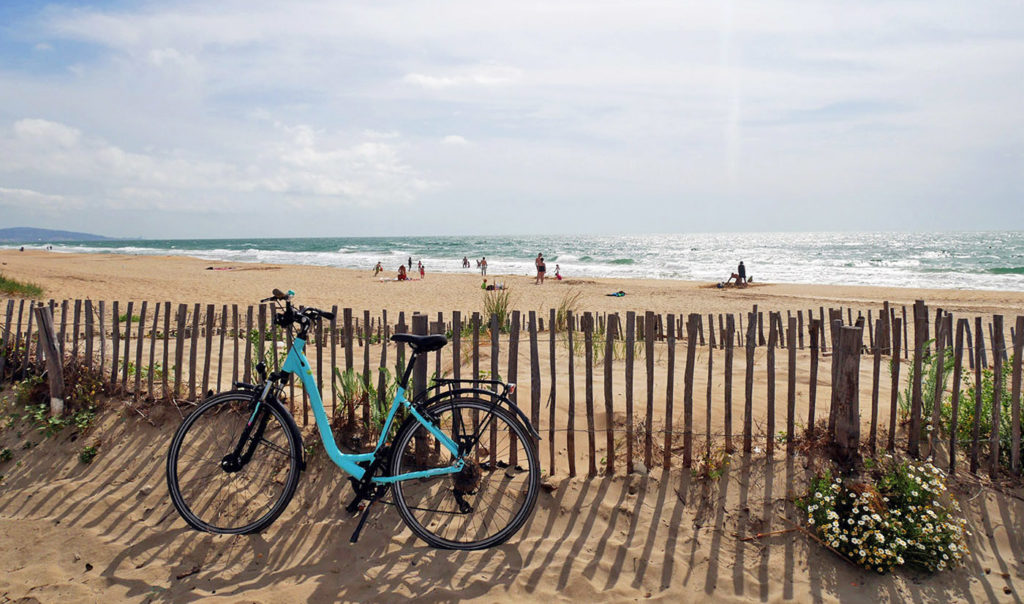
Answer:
[9, 231, 1024, 291]
[988, 267, 1024, 275]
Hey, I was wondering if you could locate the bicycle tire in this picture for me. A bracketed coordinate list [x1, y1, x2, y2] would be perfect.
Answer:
[390, 397, 540, 550]
[166, 390, 303, 534]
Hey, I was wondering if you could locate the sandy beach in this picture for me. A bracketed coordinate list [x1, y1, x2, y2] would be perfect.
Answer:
[4, 249, 1024, 319]
[2, 248, 1024, 602]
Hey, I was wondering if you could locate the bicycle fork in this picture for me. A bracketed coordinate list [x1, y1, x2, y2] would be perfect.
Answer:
[222, 384, 277, 473]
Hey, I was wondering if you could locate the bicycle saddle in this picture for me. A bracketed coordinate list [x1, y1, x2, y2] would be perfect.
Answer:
[391, 333, 448, 353]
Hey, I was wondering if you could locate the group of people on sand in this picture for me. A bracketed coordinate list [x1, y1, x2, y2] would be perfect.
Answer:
[722, 261, 751, 287]
[373, 258, 426, 281]
[375, 252, 565, 284]
[534, 253, 561, 284]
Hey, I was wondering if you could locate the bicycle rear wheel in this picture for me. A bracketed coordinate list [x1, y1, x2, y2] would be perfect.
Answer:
[390, 398, 540, 550]
[166, 390, 302, 534]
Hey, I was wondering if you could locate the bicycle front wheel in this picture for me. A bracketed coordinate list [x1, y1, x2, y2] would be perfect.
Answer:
[166, 390, 303, 534]
[390, 398, 540, 550]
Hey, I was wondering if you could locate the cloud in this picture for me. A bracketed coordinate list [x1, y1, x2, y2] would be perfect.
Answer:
[441, 135, 469, 146]
[0, 186, 71, 208]
[14, 118, 81, 148]
[0, 117, 431, 213]
[403, 65, 522, 89]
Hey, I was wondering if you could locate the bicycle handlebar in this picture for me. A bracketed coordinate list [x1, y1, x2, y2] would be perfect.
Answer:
[262, 290, 335, 330]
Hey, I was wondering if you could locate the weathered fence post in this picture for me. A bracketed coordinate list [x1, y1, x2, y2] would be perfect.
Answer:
[929, 315, 949, 460]
[833, 325, 863, 471]
[990, 315, 1004, 479]
[887, 318, 902, 452]
[644, 311, 656, 469]
[584, 312, 597, 476]
[665, 313, 676, 470]
[724, 314, 735, 452]
[869, 318, 882, 455]
[134, 301, 148, 401]
[970, 317, 985, 474]
[0, 300, 14, 380]
[111, 300, 121, 387]
[160, 301, 170, 398]
[528, 310, 541, 460]
[908, 300, 928, 458]
[743, 311, 756, 453]
[766, 313, 778, 456]
[34, 305, 64, 416]
[808, 318, 820, 439]
[948, 318, 967, 473]
[1011, 316, 1024, 474]
[412, 313, 429, 464]
[566, 310, 577, 477]
[625, 311, 636, 472]
[683, 314, 698, 468]
[604, 314, 618, 474]
[548, 309, 556, 473]
[787, 316, 797, 453]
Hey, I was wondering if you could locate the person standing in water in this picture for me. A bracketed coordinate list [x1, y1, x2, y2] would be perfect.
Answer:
[480, 257, 488, 276]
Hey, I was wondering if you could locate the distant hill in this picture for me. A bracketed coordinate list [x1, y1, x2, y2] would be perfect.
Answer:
[0, 227, 114, 242]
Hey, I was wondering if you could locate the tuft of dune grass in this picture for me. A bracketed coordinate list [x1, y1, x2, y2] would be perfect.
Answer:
[0, 273, 43, 298]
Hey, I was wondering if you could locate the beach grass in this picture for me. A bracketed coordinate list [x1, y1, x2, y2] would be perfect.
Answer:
[0, 273, 43, 298]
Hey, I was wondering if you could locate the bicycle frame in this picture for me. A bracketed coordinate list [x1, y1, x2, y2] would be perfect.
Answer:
[255, 336, 464, 483]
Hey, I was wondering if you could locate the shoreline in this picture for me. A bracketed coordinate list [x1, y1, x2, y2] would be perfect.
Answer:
[3, 249, 1024, 319]
[5, 230, 1024, 293]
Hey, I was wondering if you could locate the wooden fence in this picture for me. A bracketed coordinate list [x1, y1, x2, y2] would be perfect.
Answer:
[1, 297, 1022, 479]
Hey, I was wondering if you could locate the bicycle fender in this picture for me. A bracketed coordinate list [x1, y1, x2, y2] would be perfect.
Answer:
[418, 388, 541, 441]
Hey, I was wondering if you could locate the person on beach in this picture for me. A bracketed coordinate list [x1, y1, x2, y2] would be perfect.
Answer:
[535, 253, 546, 284]
[408, 257, 412, 269]
[555, 264, 562, 280]
[419, 262, 425, 279]
[373, 261, 383, 277]
[725, 261, 747, 286]
[463, 256, 470, 268]
[480, 257, 488, 276]
[398, 265, 408, 281]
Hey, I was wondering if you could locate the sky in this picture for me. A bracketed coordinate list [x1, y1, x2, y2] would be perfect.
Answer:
[0, 0, 1021, 239]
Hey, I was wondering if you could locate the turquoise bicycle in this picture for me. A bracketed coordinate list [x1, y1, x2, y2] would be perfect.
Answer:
[166, 290, 541, 550]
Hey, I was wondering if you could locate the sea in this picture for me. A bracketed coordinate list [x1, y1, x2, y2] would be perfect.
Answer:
[6, 231, 1024, 292]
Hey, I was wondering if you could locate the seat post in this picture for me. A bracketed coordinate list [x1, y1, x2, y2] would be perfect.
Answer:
[399, 349, 418, 390]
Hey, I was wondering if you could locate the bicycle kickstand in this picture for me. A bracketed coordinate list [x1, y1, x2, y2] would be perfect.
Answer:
[349, 490, 383, 544]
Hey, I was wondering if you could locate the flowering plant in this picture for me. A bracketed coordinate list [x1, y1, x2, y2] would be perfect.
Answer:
[797, 457, 969, 574]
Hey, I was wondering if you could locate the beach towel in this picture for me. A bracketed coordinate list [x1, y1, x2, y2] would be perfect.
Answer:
[606, 291, 626, 297]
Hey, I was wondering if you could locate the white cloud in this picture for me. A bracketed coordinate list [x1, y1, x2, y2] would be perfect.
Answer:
[441, 135, 469, 146]
[0, 186, 71, 208]
[0, 117, 430, 213]
[14, 118, 81, 148]
[148, 47, 194, 67]
[403, 65, 522, 89]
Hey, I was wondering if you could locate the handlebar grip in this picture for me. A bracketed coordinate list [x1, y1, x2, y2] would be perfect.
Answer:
[320, 310, 336, 321]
